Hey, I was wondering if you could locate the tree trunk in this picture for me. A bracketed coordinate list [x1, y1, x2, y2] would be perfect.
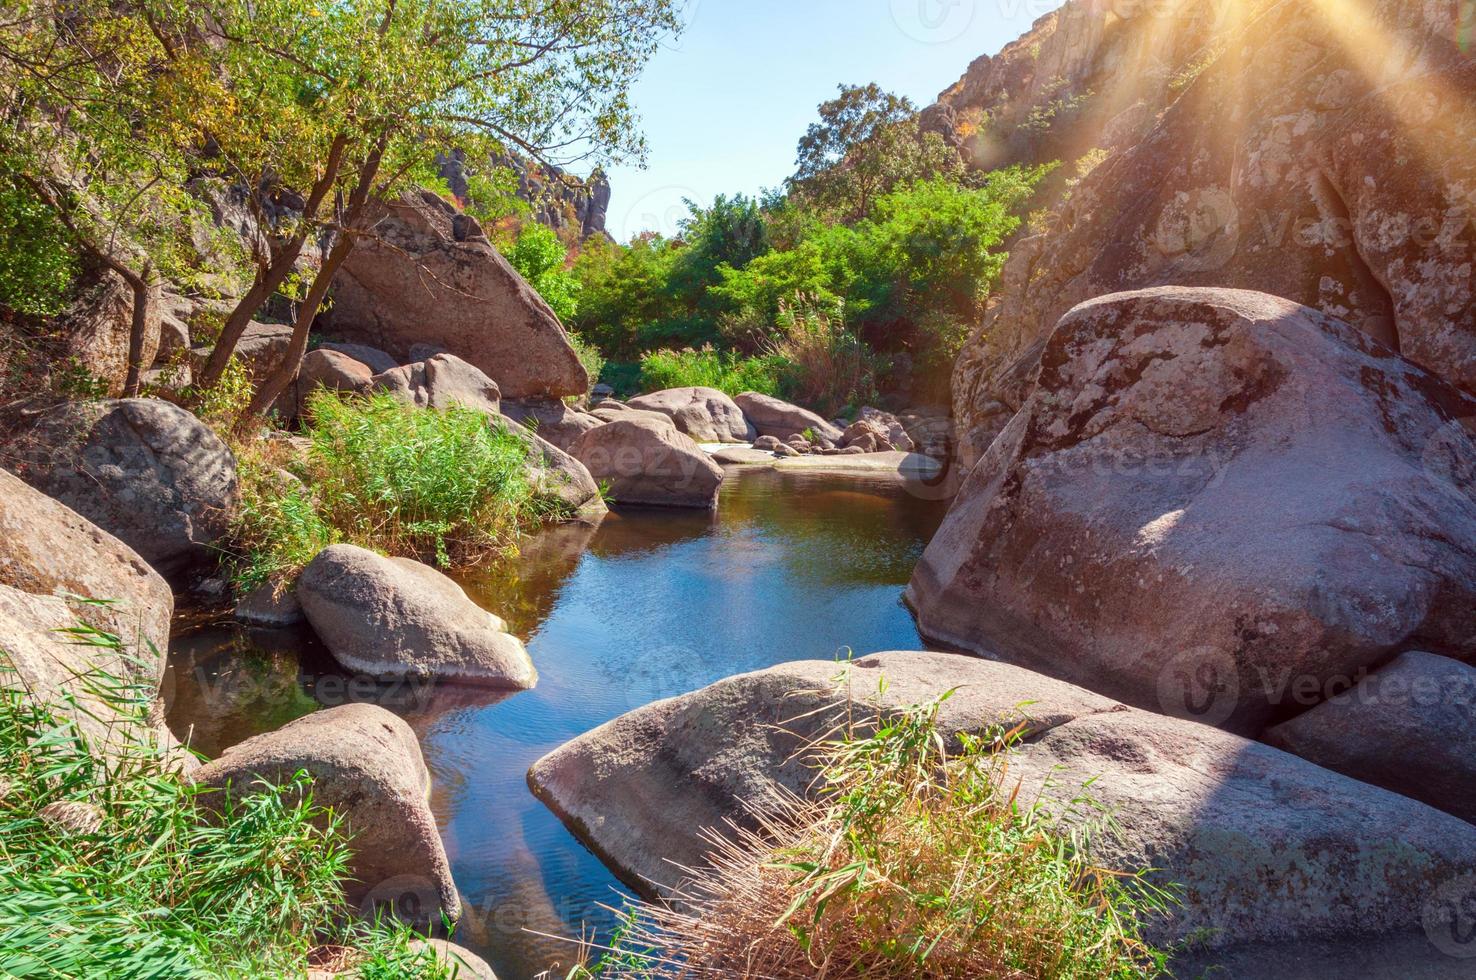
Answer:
[243, 139, 384, 420]
[120, 259, 156, 398]
[198, 136, 350, 389]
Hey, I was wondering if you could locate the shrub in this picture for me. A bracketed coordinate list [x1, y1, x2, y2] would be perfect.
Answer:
[637, 346, 785, 398]
[576, 685, 1174, 979]
[0, 176, 78, 318]
[766, 297, 881, 417]
[229, 391, 566, 589]
[507, 223, 582, 323]
[569, 330, 605, 390]
[0, 651, 451, 979]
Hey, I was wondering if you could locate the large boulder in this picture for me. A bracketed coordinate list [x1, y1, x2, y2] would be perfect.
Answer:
[908, 288, 1476, 734]
[371, 353, 501, 416]
[286, 348, 374, 419]
[298, 545, 536, 689]
[733, 392, 843, 445]
[318, 341, 399, 375]
[190, 321, 292, 385]
[193, 703, 459, 927]
[500, 397, 603, 453]
[626, 387, 755, 443]
[323, 189, 587, 399]
[1266, 652, 1476, 825]
[0, 468, 179, 762]
[571, 418, 724, 510]
[951, 1, 1476, 472]
[7, 399, 240, 581]
[529, 651, 1476, 954]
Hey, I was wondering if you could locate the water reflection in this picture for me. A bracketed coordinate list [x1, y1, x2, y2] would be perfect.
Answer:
[166, 466, 948, 978]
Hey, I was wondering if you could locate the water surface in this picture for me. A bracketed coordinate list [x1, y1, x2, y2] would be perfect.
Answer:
[168, 466, 947, 978]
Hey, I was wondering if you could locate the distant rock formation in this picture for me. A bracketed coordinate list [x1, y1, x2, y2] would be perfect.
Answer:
[438, 148, 611, 240]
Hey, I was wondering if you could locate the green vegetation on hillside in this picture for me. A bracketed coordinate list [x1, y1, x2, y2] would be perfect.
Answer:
[0, 658, 451, 979]
[561, 85, 1052, 406]
[575, 691, 1173, 979]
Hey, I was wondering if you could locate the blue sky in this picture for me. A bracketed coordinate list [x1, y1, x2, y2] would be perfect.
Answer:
[599, 0, 1066, 241]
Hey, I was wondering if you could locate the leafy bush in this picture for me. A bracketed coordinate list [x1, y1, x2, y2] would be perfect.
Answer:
[507, 223, 582, 323]
[230, 392, 566, 588]
[637, 347, 785, 398]
[0, 655, 450, 979]
[0, 176, 79, 318]
[569, 330, 605, 389]
[576, 685, 1174, 979]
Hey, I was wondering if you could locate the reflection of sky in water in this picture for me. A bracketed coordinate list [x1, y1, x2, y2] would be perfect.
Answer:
[167, 467, 948, 978]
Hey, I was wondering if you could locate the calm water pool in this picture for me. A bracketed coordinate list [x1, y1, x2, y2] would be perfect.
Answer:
[167, 465, 949, 978]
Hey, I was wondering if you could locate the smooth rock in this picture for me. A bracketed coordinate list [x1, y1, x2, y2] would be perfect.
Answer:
[318, 341, 399, 375]
[233, 583, 305, 628]
[409, 940, 498, 980]
[522, 430, 607, 519]
[571, 418, 724, 510]
[733, 392, 843, 445]
[372, 353, 502, 416]
[298, 545, 536, 689]
[500, 397, 604, 453]
[288, 349, 374, 418]
[324, 189, 586, 399]
[530, 651, 1476, 951]
[6, 399, 239, 581]
[193, 703, 460, 927]
[1266, 652, 1476, 825]
[626, 387, 756, 443]
[909, 288, 1476, 734]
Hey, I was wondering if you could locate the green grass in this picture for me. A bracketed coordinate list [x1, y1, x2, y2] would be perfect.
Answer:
[0, 644, 452, 979]
[230, 390, 570, 591]
[637, 346, 786, 398]
[573, 685, 1174, 979]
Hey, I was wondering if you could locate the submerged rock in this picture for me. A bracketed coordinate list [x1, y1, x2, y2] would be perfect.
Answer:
[626, 387, 755, 443]
[7, 399, 239, 582]
[194, 703, 460, 928]
[530, 651, 1476, 953]
[298, 545, 536, 689]
[572, 418, 724, 510]
[908, 288, 1476, 734]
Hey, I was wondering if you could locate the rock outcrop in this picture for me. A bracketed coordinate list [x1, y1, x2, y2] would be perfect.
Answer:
[909, 288, 1476, 734]
[298, 544, 537, 689]
[732, 392, 843, 445]
[323, 189, 587, 399]
[56, 268, 162, 396]
[6, 399, 239, 581]
[626, 387, 755, 443]
[193, 703, 459, 927]
[571, 418, 724, 510]
[531, 651, 1476, 954]
[372, 352, 502, 416]
[949, 1, 1476, 470]
[1266, 652, 1476, 825]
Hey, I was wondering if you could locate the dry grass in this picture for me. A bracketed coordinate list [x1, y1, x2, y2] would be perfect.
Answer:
[569, 690, 1173, 980]
[763, 297, 880, 417]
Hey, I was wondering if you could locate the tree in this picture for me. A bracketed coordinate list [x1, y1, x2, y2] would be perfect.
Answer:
[172, 0, 682, 417]
[507, 223, 580, 322]
[789, 83, 970, 222]
[0, 2, 202, 396]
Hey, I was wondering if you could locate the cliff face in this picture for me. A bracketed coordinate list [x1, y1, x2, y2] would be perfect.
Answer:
[940, 0, 1476, 468]
[438, 149, 611, 241]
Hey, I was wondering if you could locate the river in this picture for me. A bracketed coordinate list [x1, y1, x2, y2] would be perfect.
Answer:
[166, 464, 949, 977]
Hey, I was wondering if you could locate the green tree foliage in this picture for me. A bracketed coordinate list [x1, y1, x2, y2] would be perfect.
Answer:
[0, 3, 206, 394]
[160, 0, 681, 415]
[789, 83, 972, 222]
[507, 223, 581, 323]
[0, 179, 77, 318]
